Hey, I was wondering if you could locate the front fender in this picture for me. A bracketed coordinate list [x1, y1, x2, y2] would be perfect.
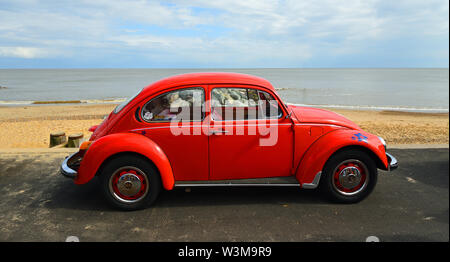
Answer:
[75, 132, 175, 190]
[295, 129, 388, 186]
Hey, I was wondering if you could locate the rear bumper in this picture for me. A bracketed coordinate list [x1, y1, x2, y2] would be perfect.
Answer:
[60, 152, 82, 179]
[386, 152, 398, 171]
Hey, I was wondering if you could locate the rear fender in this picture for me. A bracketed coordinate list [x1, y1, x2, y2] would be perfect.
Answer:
[295, 129, 388, 187]
[75, 133, 175, 190]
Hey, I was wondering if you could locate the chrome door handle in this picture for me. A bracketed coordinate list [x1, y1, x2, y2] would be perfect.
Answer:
[209, 130, 229, 135]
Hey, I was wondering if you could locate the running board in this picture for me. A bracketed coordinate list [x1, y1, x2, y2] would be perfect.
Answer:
[174, 176, 300, 187]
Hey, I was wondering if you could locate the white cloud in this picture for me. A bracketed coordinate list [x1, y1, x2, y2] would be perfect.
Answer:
[78, 0, 208, 28]
[0, 46, 50, 58]
[0, 0, 448, 67]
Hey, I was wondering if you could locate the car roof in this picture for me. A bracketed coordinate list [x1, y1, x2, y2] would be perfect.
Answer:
[140, 72, 275, 97]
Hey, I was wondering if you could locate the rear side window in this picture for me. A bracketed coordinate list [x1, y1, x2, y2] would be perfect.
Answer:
[141, 87, 205, 122]
[114, 89, 142, 114]
[211, 88, 282, 121]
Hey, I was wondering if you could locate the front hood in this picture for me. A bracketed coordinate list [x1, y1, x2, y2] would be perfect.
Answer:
[289, 105, 361, 130]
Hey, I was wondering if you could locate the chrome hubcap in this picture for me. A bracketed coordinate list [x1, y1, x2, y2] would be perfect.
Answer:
[338, 166, 362, 189]
[116, 173, 142, 197]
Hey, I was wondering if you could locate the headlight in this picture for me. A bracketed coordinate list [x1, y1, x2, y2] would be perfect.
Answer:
[378, 136, 386, 150]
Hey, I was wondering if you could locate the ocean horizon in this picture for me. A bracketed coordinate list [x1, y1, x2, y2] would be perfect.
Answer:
[0, 68, 448, 113]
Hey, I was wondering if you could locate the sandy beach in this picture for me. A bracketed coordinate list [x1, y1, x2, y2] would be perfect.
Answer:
[0, 104, 448, 149]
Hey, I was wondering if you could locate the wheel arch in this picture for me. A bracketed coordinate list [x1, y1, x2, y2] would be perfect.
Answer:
[75, 133, 175, 190]
[95, 151, 161, 183]
[295, 129, 388, 186]
[324, 145, 387, 171]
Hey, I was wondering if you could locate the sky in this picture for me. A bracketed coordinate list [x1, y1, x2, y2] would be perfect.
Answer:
[0, 0, 448, 68]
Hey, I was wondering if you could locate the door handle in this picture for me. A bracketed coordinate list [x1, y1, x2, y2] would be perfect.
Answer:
[209, 130, 229, 135]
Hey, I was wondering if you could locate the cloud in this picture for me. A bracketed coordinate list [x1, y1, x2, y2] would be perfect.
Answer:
[0, 46, 50, 59]
[0, 0, 448, 67]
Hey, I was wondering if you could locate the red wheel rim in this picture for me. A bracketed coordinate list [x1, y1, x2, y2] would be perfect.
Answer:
[332, 159, 369, 196]
[109, 166, 149, 203]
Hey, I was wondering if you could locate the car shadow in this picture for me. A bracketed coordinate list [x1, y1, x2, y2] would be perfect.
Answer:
[43, 177, 329, 211]
[41, 177, 111, 211]
[156, 186, 328, 208]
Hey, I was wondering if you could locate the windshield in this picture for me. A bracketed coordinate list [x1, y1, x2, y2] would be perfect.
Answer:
[113, 89, 142, 114]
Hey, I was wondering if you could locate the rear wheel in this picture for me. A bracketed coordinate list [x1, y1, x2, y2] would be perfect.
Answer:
[100, 155, 161, 210]
[320, 149, 377, 203]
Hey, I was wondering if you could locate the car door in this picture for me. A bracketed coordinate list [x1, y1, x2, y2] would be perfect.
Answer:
[139, 86, 209, 181]
[208, 85, 294, 180]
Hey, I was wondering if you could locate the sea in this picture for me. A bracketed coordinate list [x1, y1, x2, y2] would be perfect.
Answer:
[0, 68, 448, 113]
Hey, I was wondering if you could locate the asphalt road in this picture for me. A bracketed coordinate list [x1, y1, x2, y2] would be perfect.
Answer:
[0, 148, 448, 242]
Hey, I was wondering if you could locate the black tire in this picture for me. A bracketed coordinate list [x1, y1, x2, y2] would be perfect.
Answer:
[100, 154, 161, 211]
[320, 149, 378, 203]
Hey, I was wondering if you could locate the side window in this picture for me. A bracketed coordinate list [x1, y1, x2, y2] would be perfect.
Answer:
[141, 87, 205, 122]
[211, 88, 282, 121]
[114, 89, 142, 114]
[257, 90, 283, 119]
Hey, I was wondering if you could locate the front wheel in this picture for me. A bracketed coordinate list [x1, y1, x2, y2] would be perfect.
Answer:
[320, 149, 378, 203]
[100, 155, 161, 211]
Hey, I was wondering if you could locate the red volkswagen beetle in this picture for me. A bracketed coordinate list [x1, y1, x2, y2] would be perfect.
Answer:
[61, 72, 397, 210]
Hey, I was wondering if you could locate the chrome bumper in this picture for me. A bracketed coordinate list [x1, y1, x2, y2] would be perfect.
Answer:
[60, 152, 81, 179]
[386, 152, 398, 171]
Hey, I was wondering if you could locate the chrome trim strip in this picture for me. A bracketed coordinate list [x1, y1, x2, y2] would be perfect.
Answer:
[301, 172, 322, 189]
[132, 123, 342, 133]
[294, 123, 343, 128]
[386, 152, 398, 171]
[131, 123, 292, 133]
[60, 152, 78, 179]
[215, 123, 292, 127]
